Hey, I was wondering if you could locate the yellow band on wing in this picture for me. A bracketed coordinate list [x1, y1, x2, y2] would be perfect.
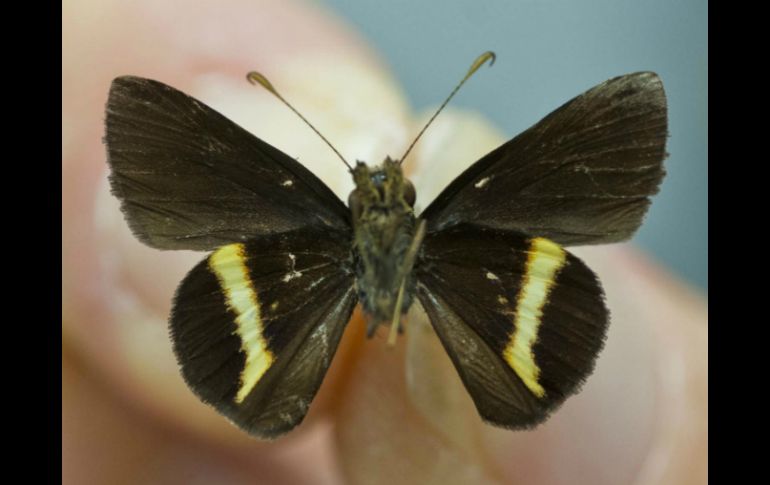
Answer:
[503, 238, 566, 398]
[209, 244, 274, 403]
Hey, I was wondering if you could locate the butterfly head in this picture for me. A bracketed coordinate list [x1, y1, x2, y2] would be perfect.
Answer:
[348, 157, 419, 333]
[348, 157, 415, 221]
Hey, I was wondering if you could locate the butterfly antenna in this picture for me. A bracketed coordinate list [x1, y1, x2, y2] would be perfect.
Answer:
[398, 51, 496, 165]
[247, 72, 354, 172]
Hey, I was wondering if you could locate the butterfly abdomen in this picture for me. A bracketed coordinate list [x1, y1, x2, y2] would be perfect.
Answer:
[352, 222, 417, 330]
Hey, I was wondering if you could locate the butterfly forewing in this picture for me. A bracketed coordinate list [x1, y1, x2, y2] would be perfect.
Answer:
[105, 76, 350, 250]
[416, 224, 609, 428]
[421, 72, 667, 245]
[170, 227, 356, 438]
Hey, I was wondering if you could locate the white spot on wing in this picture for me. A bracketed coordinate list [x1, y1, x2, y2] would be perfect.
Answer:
[283, 253, 302, 282]
[474, 177, 490, 189]
[282, 179, 294, 187]
[486, 271, 499, 281]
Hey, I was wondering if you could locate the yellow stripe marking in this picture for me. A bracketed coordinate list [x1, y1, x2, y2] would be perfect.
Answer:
[503, 238, 567, 398]
[209, 244, 274, 403]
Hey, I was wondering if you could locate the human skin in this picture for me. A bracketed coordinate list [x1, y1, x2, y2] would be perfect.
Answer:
[62, 1, 707, 483]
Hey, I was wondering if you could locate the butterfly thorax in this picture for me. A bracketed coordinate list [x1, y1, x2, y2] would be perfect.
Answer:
[349, 158, 418, 335]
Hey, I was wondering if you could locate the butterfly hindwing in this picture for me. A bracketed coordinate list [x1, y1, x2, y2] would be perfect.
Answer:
[416, 224, 608, 428]
[170, 227, 356, 438]
[105, 76, 350, 250]
[420, 72, 667, 245]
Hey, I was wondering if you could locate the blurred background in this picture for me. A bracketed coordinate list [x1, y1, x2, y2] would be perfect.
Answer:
[325, 0, 707, 293]
[63, 1, 707, 484]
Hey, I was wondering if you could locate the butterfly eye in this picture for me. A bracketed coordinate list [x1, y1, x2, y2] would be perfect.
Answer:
[403, 180, 416, 207]
[348, 189, 363, 220]
[371, 172, 387, 185]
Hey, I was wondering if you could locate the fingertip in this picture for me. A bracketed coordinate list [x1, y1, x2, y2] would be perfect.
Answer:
[333, 309, 501, 484]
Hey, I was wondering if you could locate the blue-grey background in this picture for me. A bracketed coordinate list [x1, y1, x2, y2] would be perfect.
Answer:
[323, 0, 707, 293]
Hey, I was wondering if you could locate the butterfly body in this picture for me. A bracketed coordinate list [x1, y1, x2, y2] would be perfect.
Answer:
[349, 158, 418, 332]
[105, 67, 667, 439]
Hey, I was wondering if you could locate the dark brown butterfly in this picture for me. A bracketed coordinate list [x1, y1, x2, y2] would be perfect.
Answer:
[104, 52, 667, 438]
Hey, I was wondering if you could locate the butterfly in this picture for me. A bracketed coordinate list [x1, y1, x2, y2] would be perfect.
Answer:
[104, 52, 667, 439]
